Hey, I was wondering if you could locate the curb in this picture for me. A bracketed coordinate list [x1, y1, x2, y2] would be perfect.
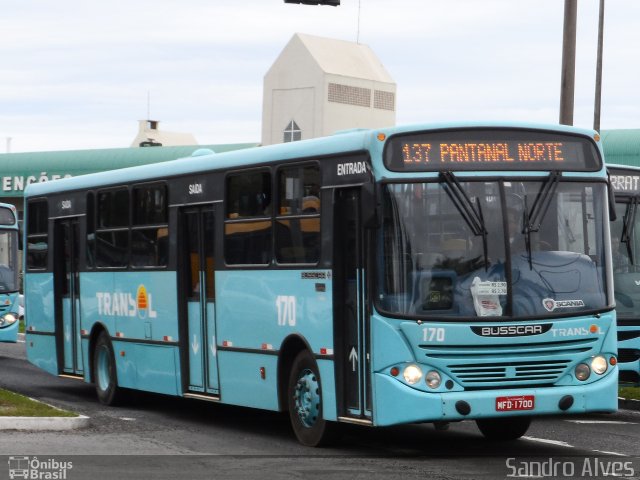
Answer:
[618, 397, 640, 412]
[0, 415, 90, 431]
[17, 333, 25, 343]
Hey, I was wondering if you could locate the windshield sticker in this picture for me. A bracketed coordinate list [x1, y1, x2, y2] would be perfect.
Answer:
[471, 281, 507, 296]
[542, 298, 585, 312]
[471, 277, 503, 316]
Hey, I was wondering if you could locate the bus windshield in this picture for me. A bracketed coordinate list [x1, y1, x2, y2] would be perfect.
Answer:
[611, 199, 640, 319]
[0, 230, 19, 293]
[378, 178, 609, 319]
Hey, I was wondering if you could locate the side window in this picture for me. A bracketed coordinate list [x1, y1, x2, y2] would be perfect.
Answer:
[276, 165, 321, 264]
[26, 200, 48, 270]
[225, 171, 272, 265]
[131, 184, 168, 267]
[86, 192, 95, 268]
[96, 188, 129, 268]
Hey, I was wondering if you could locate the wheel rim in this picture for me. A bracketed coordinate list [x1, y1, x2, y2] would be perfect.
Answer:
[96, 345, 111, 392]
[293, 368, 320, 428]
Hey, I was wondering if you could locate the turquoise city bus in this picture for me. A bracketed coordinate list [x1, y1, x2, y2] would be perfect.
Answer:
[606, 164, 640, 384]
[24, 123, 618, 446]
[0, 202, 21, 343]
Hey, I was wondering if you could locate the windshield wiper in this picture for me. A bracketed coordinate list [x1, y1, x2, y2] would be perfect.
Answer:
[440, 171, 488, 270]
[621, 197, 638, 265]
[523, 171, 561, 268]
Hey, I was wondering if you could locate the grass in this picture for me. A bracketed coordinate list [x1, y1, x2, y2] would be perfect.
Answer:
[0, 389, 77, 417]
[18, 318, 25, 334]
[619, 386, 640, 401]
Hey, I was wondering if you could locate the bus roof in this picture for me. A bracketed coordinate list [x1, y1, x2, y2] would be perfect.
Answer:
[602, 129, 640, 167]
[24, 122, 601, 198]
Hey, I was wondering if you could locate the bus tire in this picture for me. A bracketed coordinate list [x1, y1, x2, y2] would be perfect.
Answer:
[476, 416, 531, 441]
[93, 332, 124, 406]
[287, 350, 334, 447]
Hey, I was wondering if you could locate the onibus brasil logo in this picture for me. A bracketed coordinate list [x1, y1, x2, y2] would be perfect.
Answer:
[96, 284, 157, 318]
[8, 456, 73, 479]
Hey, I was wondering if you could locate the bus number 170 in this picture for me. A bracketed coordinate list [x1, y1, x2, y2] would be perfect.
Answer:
[276, 295, 296, 326]
[423, 327, 445, 342]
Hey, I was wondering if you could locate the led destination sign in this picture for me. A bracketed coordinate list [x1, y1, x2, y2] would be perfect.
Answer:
[608, 167, 640, 194]
[384, 129, 601, 172]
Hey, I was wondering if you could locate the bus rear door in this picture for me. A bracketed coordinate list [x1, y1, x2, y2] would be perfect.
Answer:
[178, 206, 219, 397]
[53, 218, 83, 376]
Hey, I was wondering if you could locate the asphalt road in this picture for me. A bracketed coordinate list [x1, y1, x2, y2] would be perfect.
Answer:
[1, 340, 639, 480]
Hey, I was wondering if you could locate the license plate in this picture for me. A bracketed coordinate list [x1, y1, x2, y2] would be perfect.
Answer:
[495, 395, 535, 411]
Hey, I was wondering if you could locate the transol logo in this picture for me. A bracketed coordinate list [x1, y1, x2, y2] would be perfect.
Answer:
[96, 284, 157, 319]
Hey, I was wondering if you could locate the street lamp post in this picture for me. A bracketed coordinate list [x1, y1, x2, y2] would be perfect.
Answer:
[593, 0, 605, 132]
[559, 0, 577, 126]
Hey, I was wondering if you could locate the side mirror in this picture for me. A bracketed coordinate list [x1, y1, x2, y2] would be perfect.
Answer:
[606, 171, 617, 221]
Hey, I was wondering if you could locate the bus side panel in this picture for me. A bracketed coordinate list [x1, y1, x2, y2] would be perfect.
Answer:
[217, 351, 279, 410]
[25, 273, 55, 333]
[109, 342, 180, 396]
[81, 271, 180, 394]
[81, 271, 179, 343]
[26, 334, 58, 376]
[317, 359, 338, 421]
[25, 273, 58, 374]
[216, 269, 334, 411]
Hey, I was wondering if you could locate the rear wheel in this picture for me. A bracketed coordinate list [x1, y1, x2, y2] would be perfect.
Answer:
[287, 350, 334, 447]
[476, 416, 531, 441]
[93, 332, 124, 406]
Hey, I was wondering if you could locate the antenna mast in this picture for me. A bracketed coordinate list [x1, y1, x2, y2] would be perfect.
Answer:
[356, 0, 361, 43]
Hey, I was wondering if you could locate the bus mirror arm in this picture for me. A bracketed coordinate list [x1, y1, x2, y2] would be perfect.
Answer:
[606, 171, 617, 222]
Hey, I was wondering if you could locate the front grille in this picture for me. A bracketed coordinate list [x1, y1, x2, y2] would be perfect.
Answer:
[618, 331, 640, 342]
[619, 371, 640, 384]
[618, 319, 640, 327]
[419, 338, 598, 388]
[618, 349, 640, 364]
[450, 360, 570, 384]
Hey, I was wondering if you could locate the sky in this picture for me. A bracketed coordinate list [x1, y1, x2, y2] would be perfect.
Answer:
[1, 0, 639, 153]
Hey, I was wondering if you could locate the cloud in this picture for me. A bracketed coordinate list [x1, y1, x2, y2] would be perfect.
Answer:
[1, 0, 639, 152]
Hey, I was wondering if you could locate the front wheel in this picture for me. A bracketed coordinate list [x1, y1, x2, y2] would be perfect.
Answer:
[476, 416, 531, 441]
[93, 331, 125, 406]
[287, 350, 335, 447]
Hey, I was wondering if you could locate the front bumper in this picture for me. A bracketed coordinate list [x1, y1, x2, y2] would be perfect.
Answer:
[373, 367, 618, 426]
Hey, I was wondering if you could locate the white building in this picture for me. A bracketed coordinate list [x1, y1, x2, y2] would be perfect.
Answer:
[262, 33, 396, 146]
[131, 120, 198, 148]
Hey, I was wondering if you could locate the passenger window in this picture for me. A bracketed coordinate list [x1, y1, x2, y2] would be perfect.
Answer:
[275, 165, 320, 264]
[226, 171, 271, 219]
[131, 184, 168, 268]
[26, 200, 48, 270]
[225, 171, 272, 265]
[96, 188, 129, 268]
[86, 193, 95, 268]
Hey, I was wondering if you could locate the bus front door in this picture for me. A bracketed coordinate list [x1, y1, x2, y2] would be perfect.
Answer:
[54, 218, 83, 376]
[179, 207, 219, 397]
[334, 188, 372, 422]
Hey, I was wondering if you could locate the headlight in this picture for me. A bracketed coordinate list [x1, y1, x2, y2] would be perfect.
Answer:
[0, 313, 18, 328]
[575, 363, 590, 381]
[403, 364, 423, 384]
[425, 370, 442, 389]
[591, 355, 608, 375]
